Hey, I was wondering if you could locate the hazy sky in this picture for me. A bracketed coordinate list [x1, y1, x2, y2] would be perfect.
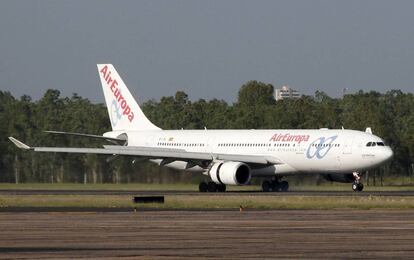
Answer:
[0, 0, 413, 104]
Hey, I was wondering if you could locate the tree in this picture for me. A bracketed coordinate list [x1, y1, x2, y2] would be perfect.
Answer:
[1, 86, 413, 184]
[238, 81, 275, 106]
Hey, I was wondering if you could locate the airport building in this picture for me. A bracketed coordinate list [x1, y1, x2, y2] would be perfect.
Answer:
[274, 85, 301, 101]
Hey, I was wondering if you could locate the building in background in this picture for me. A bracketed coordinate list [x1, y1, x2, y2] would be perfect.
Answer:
[274, 85, 301, 101]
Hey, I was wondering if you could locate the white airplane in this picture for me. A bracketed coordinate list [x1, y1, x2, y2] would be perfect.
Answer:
[9, 64, 393, 192]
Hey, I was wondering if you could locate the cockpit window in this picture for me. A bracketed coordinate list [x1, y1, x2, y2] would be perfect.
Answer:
[367, 141, 386, 147]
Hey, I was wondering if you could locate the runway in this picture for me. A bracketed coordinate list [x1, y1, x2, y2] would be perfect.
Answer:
[0, 210, 414, 259]
[1, 189, 414, 196]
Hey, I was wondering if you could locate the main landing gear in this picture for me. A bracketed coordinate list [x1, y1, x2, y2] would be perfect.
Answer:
[199, 181, 226, 192]
[262, 178, 289, 192]
[352, 172, 364, 192]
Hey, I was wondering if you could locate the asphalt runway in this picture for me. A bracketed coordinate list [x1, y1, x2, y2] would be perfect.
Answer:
[0, 210, 414, 259]
[1, 189, 414, 196]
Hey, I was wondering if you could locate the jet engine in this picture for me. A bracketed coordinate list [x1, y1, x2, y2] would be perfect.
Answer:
[322, 173, 355, 183]
[209, 161, 251, 185]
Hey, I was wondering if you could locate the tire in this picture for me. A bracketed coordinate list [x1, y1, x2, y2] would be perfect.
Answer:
[280, 181, 289, 192]
[352, 183, 359, 192]
[262, 181, 271, 192]
[357, 183, 364, 192]
[270, 181, 278, 192]
[207, 182, 217, 192]
[199, 182, 208, 192]
[217, 184, 226, 192]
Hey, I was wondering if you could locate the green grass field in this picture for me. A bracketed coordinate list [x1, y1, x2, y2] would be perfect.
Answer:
[1, 194, 414, 210]
[1, 183, 414, 209]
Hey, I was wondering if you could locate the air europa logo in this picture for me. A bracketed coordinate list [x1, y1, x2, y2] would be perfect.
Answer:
[100, 65, 135, 123]
[269, 133, 310, 144]
[110, 99, 122, 127]
[306, 135, 338, 159]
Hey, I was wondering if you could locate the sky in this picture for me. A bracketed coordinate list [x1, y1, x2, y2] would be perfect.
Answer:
[0, 0, 413, 104]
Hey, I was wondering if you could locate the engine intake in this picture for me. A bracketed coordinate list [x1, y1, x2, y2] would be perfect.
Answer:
[209, 161, 251, 185]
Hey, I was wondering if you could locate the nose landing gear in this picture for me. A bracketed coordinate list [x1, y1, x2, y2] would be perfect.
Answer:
[352, 172, 364, 192]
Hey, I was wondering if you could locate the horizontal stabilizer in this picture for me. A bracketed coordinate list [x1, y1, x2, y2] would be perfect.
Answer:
[8, 137, 32, 150]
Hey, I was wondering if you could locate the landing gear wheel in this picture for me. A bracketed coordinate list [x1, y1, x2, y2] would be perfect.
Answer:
[271, 181, 280, 192]
[262, 181, 271, 192]
[352, 183, 358, 191]
[217, 184, 226, 192]
[199, 182, 208, 192]
[280, 181, 289, 192]
[352, 182, 364, 192]
[352, 172, 364, 192]
[207, 182, 217, 192]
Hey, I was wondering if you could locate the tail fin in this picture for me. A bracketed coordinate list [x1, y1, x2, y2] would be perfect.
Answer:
[97, 64, 160, 131]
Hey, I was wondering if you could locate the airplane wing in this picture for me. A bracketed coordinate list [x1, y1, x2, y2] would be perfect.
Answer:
[9, 137, 282, 165]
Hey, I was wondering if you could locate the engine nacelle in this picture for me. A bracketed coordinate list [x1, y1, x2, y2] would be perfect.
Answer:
[209, 161, 251, 185]
[322, 173, 355, 183]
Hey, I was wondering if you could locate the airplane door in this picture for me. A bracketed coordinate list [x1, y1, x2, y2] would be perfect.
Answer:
[296, 142, 305, 154]
[343, 137, 353, 154]
[336, 155, 341, 170]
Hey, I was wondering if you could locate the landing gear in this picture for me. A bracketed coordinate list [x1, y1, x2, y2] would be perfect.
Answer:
[280, 181, 289, 192]
[199, 182, 208, 192]
[352, 172, 364, 192]
[262, 179, 289, 192]
[352, 182, 364, 192]
[199, 181, 226, 192]
[207, 181, 217, 192]
[262, 181, 272, 192]
[217, 184, 226, 192]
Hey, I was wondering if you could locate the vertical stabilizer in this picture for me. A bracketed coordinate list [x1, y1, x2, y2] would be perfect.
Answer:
[97, 64, 160, 131]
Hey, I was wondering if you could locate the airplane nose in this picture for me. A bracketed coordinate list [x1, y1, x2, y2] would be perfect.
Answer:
[384, 147, 393, 161]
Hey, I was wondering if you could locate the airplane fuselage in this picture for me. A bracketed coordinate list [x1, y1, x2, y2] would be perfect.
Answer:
[105, 129, 393, 177]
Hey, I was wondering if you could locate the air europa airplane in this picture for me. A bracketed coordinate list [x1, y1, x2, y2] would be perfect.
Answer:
[9, 64, 393, 192]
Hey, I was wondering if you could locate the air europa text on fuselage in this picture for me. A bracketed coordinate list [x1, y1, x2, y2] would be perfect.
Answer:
[269, 133, 310, 143]
[100, 65, 135, 122]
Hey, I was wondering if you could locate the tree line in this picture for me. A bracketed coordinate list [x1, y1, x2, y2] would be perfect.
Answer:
[0, 81, 413, 184]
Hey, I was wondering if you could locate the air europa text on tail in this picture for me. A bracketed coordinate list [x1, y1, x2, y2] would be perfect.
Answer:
[100, 65, 135, 122]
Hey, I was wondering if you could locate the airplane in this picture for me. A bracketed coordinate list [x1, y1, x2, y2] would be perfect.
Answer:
[9, 64, 394, 192]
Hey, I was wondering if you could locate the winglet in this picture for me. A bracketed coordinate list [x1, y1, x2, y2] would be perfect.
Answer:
[8, 137, 32, 150]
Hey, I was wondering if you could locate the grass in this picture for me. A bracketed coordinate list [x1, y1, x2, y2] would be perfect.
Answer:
[1, 183, 414, 210]
[1, 194, 414, 210]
